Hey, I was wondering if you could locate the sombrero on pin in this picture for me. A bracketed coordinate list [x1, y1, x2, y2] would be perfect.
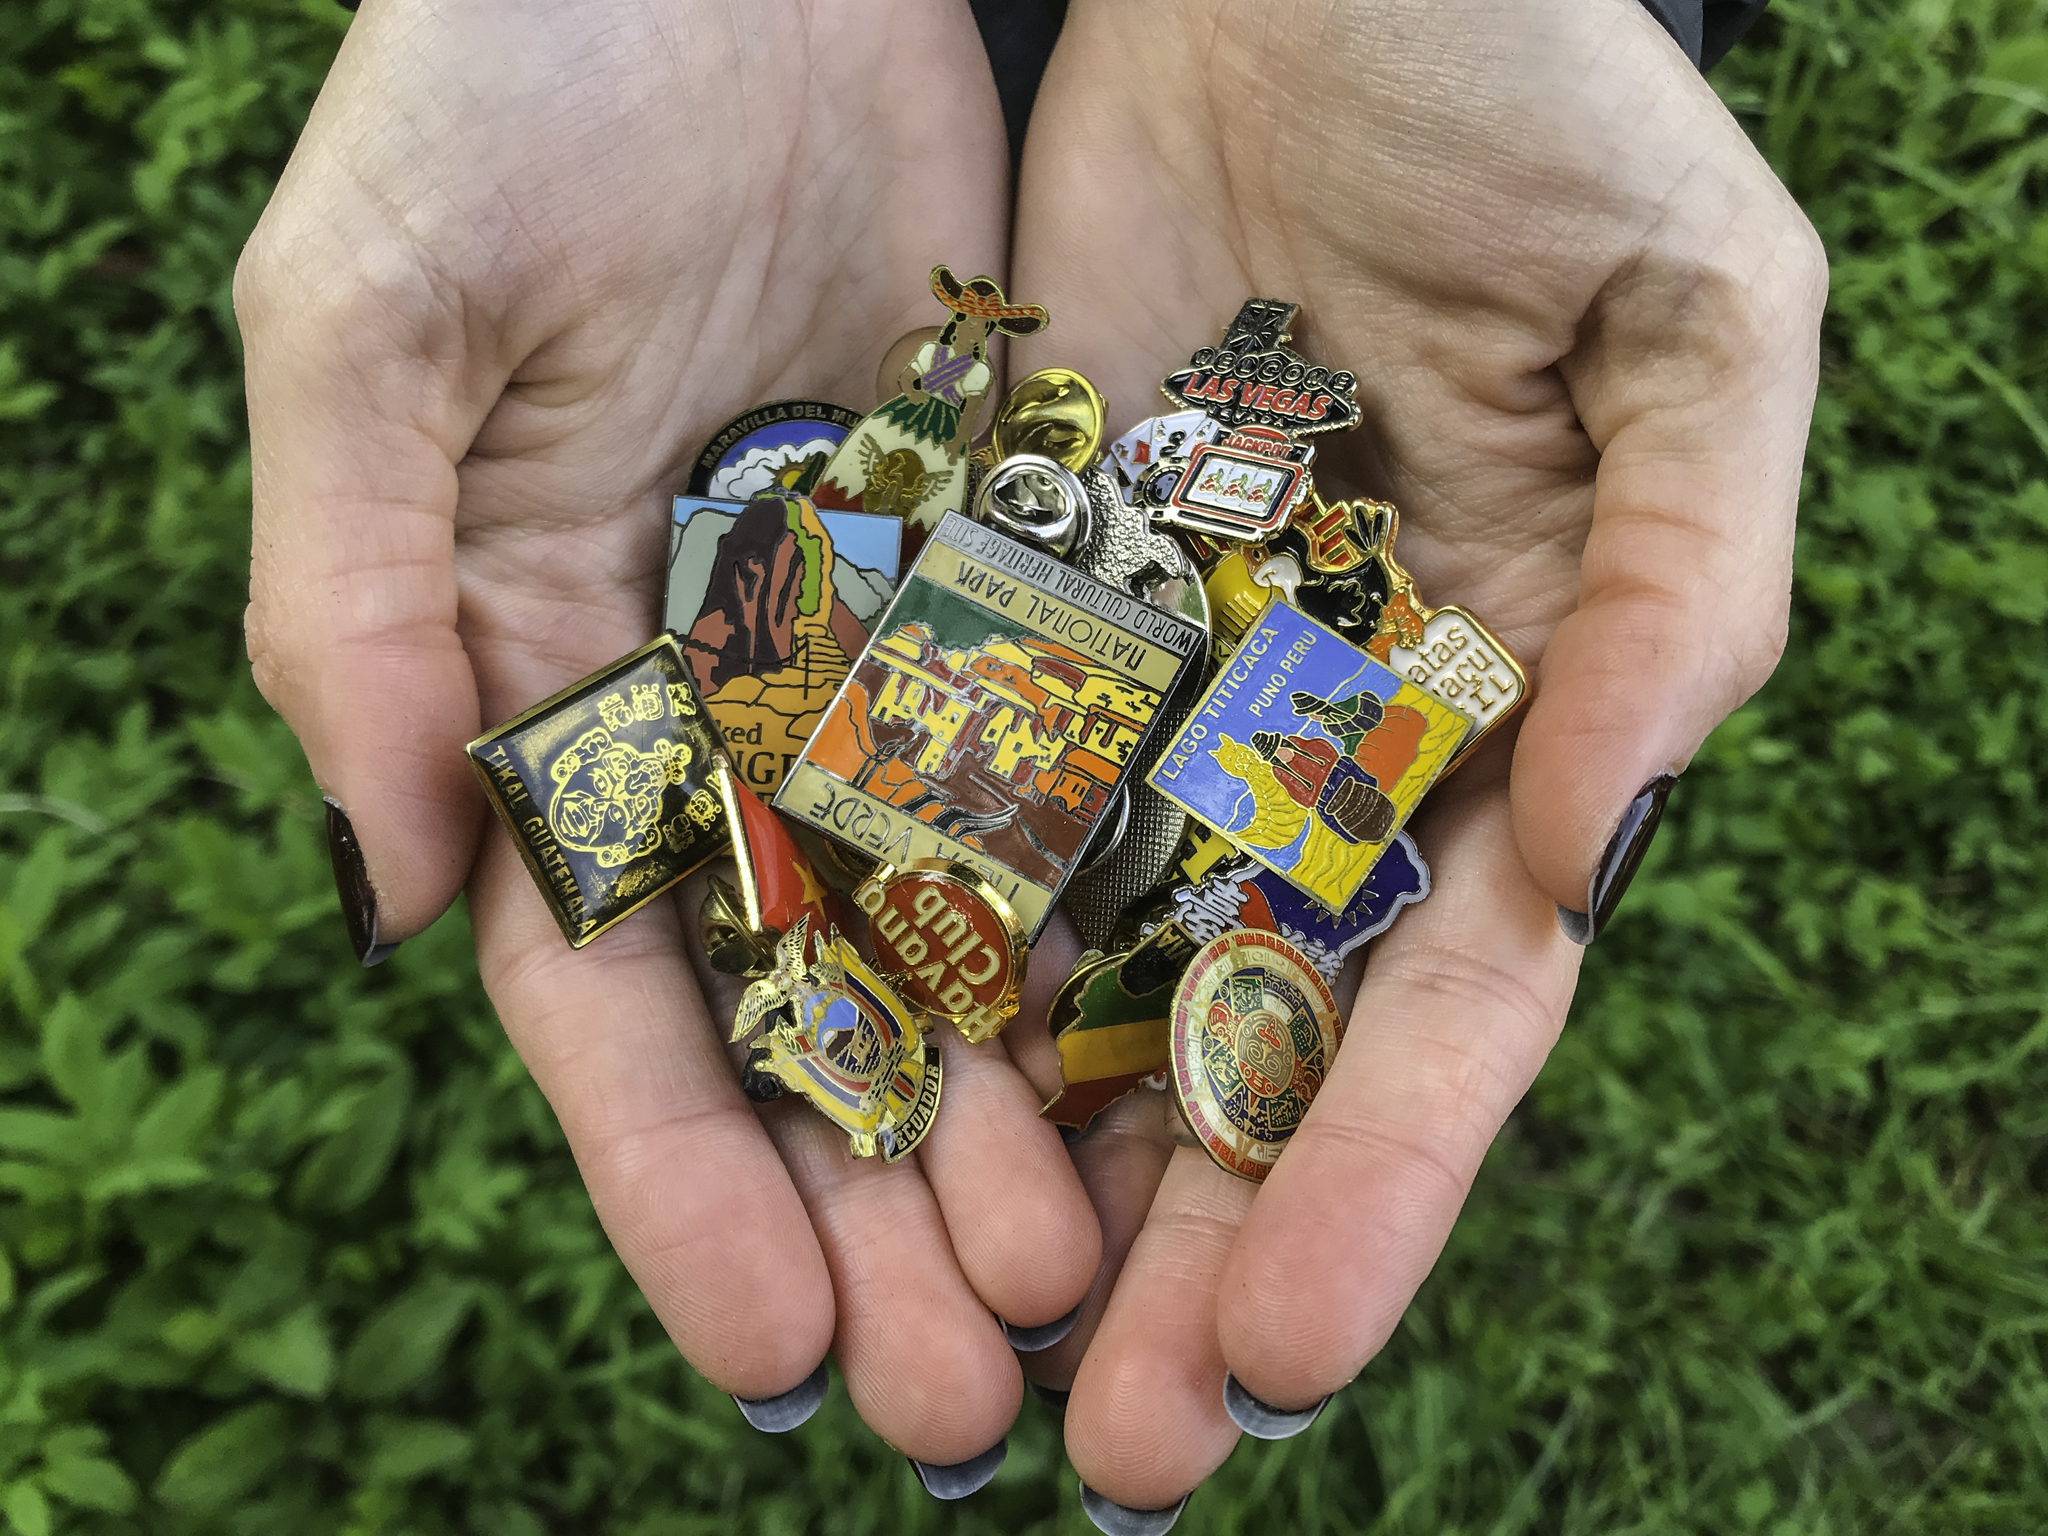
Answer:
[930, 266, 1050, 337]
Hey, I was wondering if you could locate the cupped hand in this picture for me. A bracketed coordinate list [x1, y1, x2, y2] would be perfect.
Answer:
[236, 0, 1101, 1471]
[1009, 0, 1826, 1512]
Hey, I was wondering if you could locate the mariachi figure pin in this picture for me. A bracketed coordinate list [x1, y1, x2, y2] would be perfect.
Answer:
[730, 919, 942, 1162]
[773, 512, 1207, 942]
[1171, 929, 1343, 1181]
[854, 859, 1026, 1042]
[467, 635, 732, 947]
[1147, 600, 1473, 913]
[812, 267, 1049, 546]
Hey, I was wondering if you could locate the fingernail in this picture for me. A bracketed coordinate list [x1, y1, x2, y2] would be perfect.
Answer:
[1058, 1123, 1086, 1146]
[1222, 1372, 1328, 1439]
[908, 1437, 1007, 1500]
[325, 798, 399, 966]
[1556, 773, 1677, 946]
[731, 1360, 828, 1433]
[1028, 1380, 1071, 1412]
[1080, 1482, 1191, 1535]
[1002, 1302, 1082, 1353]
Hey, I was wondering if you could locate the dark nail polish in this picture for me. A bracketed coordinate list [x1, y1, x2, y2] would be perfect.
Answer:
[325, 798, 398, 966]
[1058, 1122, 1086, 1146]
[731, 1360, 828, 1433]
[1222, 1372, 1328, 1440]
[1002, 1302, 1082, 1353]
[908, 1437, 1007, 1500]
[1028, 1380, 1071, 1412]
[1080, 1482, 1190, 1535]
[1556, 773, 1677, 946]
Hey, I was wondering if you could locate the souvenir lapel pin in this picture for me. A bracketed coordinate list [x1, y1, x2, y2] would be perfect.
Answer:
[852, 859, 1026, 1043]
[1145, 599, 1473, 913]
[1143, 299, 1363, 545]
[772, 511, 1206, 942]
[813, 267, 1049, 548]
[666, 489, 902, 798]
[467, 635, 732, 947]
[1356, 504, 1527, 762]
[730, 919, 942, 1162]
[1170, 929, 1343, 1182]
[1041, 919, 1203, 1131]
[700, 764, 844, 977]
[1113, 821, 1431, 986]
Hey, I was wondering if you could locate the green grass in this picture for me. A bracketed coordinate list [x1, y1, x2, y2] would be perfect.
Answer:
[2, 0, 2046, 1530]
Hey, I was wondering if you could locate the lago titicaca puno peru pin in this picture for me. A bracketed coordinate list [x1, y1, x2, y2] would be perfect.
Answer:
[1146, 600, 1472, 914]
[773, 512, 1206, 941]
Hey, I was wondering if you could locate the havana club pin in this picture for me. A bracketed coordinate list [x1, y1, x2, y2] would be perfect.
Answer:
[853, 859, 1027, 1043]
[1169, 929, 1343, 1182]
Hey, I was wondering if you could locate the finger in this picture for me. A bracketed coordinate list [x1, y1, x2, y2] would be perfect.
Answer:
[766, 1099, 1025, 1466]
[1513, 178, 1828, 936]
[237, 196, 498, 957]
[915, 1025, 1103, 1333]
[469, 836, 837, 1400]
[1022, 1086, 1175, 1397]
[1064, 1145, 1255, 1511]
[1216, 767, 1581, 1410]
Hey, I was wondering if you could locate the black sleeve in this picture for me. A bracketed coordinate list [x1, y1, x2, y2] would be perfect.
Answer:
[1636, 0, 1773, 69]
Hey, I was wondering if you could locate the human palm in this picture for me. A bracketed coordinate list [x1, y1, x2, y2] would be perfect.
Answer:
[1007, 0, 1825, 1510]
[237, 0, 1100, 1470]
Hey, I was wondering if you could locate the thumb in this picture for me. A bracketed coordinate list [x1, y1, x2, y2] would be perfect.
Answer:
[1511, 196, 1827, 942]
[237, 220, 497, 964]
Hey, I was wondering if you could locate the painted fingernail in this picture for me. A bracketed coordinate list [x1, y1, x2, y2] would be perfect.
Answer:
[1080, 1482, 1191, 1535]
[1028, 1380, 1071, 1412]
[1222, 1372, 1328, 1439]
[731, 1360, 828, 1433]
[325, 799, 399, 967]
[1556, 773, 1677, 946]
[908, 1437, 1006, 1499]
[1002, 1302, 1082, 1352]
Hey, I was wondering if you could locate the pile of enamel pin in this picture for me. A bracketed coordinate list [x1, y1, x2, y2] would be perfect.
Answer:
[467, 267, 1526, 1182]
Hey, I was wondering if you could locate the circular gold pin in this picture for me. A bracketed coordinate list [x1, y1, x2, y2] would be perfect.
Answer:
[854, 860, 1027, 1043]
[1169, 930, 1342, 1181]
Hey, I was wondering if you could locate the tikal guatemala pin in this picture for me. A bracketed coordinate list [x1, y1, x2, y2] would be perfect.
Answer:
[467, 635, 732, 947]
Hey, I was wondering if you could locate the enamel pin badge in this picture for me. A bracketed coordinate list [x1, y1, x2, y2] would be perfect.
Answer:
[467, 635, 731, 948]
[730, 920, 942, 1162]
[1145, 600, 1472, 913]
[773, 512, 1207, 940]
[1170, 929, 1343, 1181]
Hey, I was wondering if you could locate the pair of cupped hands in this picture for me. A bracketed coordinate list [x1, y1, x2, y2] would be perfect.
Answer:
[236, 0, 1824, 1519]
